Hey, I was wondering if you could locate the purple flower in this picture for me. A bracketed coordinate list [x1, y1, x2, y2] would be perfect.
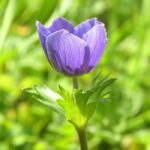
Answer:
[36, 17, 107, 76]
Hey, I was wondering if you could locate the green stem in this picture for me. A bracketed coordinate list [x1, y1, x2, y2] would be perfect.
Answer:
[72, 77, 88, 149]
[76, 128, 88, 150]
[72, 77, 78, 89]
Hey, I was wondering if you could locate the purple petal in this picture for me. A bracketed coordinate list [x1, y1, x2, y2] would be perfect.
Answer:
[83, 24, 107, 67]
[36, 21, 50, 58]
[36, 17, 74, 58]
[49, 17, 74, 34]
[74, 18, 102, 38]
[45, 30, 90, 75]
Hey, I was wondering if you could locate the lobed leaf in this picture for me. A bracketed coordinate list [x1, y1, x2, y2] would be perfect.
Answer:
[24, 85, 65, 116]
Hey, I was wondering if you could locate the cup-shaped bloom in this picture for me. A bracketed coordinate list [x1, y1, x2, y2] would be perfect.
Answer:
[36, 17, 107, 76]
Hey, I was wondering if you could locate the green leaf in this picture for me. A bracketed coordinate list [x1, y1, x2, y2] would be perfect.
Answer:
[92, 72, 111, 85]
[82, 75, 116, 119]
[86, 102, 97, 119]
[75, 89, 90, 115]
[24, 85, 65, 116]
[57, 87, 88, 128]
[92, 71, 103, 84]
[24, 74, 116, 128]
[57, 86, 75, 115]
[88, 78, 116, 101]
[96, 73, 112, 85]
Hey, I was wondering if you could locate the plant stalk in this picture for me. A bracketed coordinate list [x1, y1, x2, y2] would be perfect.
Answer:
[72, 77, 88, 149]
[72, 77, 79, 89]
[76, 128, 88, 150]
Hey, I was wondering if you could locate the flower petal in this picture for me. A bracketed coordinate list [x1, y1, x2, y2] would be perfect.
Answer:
[74, 18, 102, 38]
[46, 30, 90, 75]
[83, 24, 107, 66]
[49, 17, 74, 34]
[36, 21, 50, 57]
[36, 17, 74, 57]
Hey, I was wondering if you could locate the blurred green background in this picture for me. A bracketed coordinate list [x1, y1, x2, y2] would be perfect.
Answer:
[0, 0, 149, 150]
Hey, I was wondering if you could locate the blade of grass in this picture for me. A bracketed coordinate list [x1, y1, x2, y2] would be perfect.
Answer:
[0, 0, 16, 51]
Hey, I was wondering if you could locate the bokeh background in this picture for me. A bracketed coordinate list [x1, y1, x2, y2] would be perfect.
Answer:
[0, 0, 150, 150]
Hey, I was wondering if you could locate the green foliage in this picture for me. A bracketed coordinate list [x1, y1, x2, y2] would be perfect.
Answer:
[0, 0, 149, 149]
[24, 85, 65, 116]
[25, 75, 115, 130]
